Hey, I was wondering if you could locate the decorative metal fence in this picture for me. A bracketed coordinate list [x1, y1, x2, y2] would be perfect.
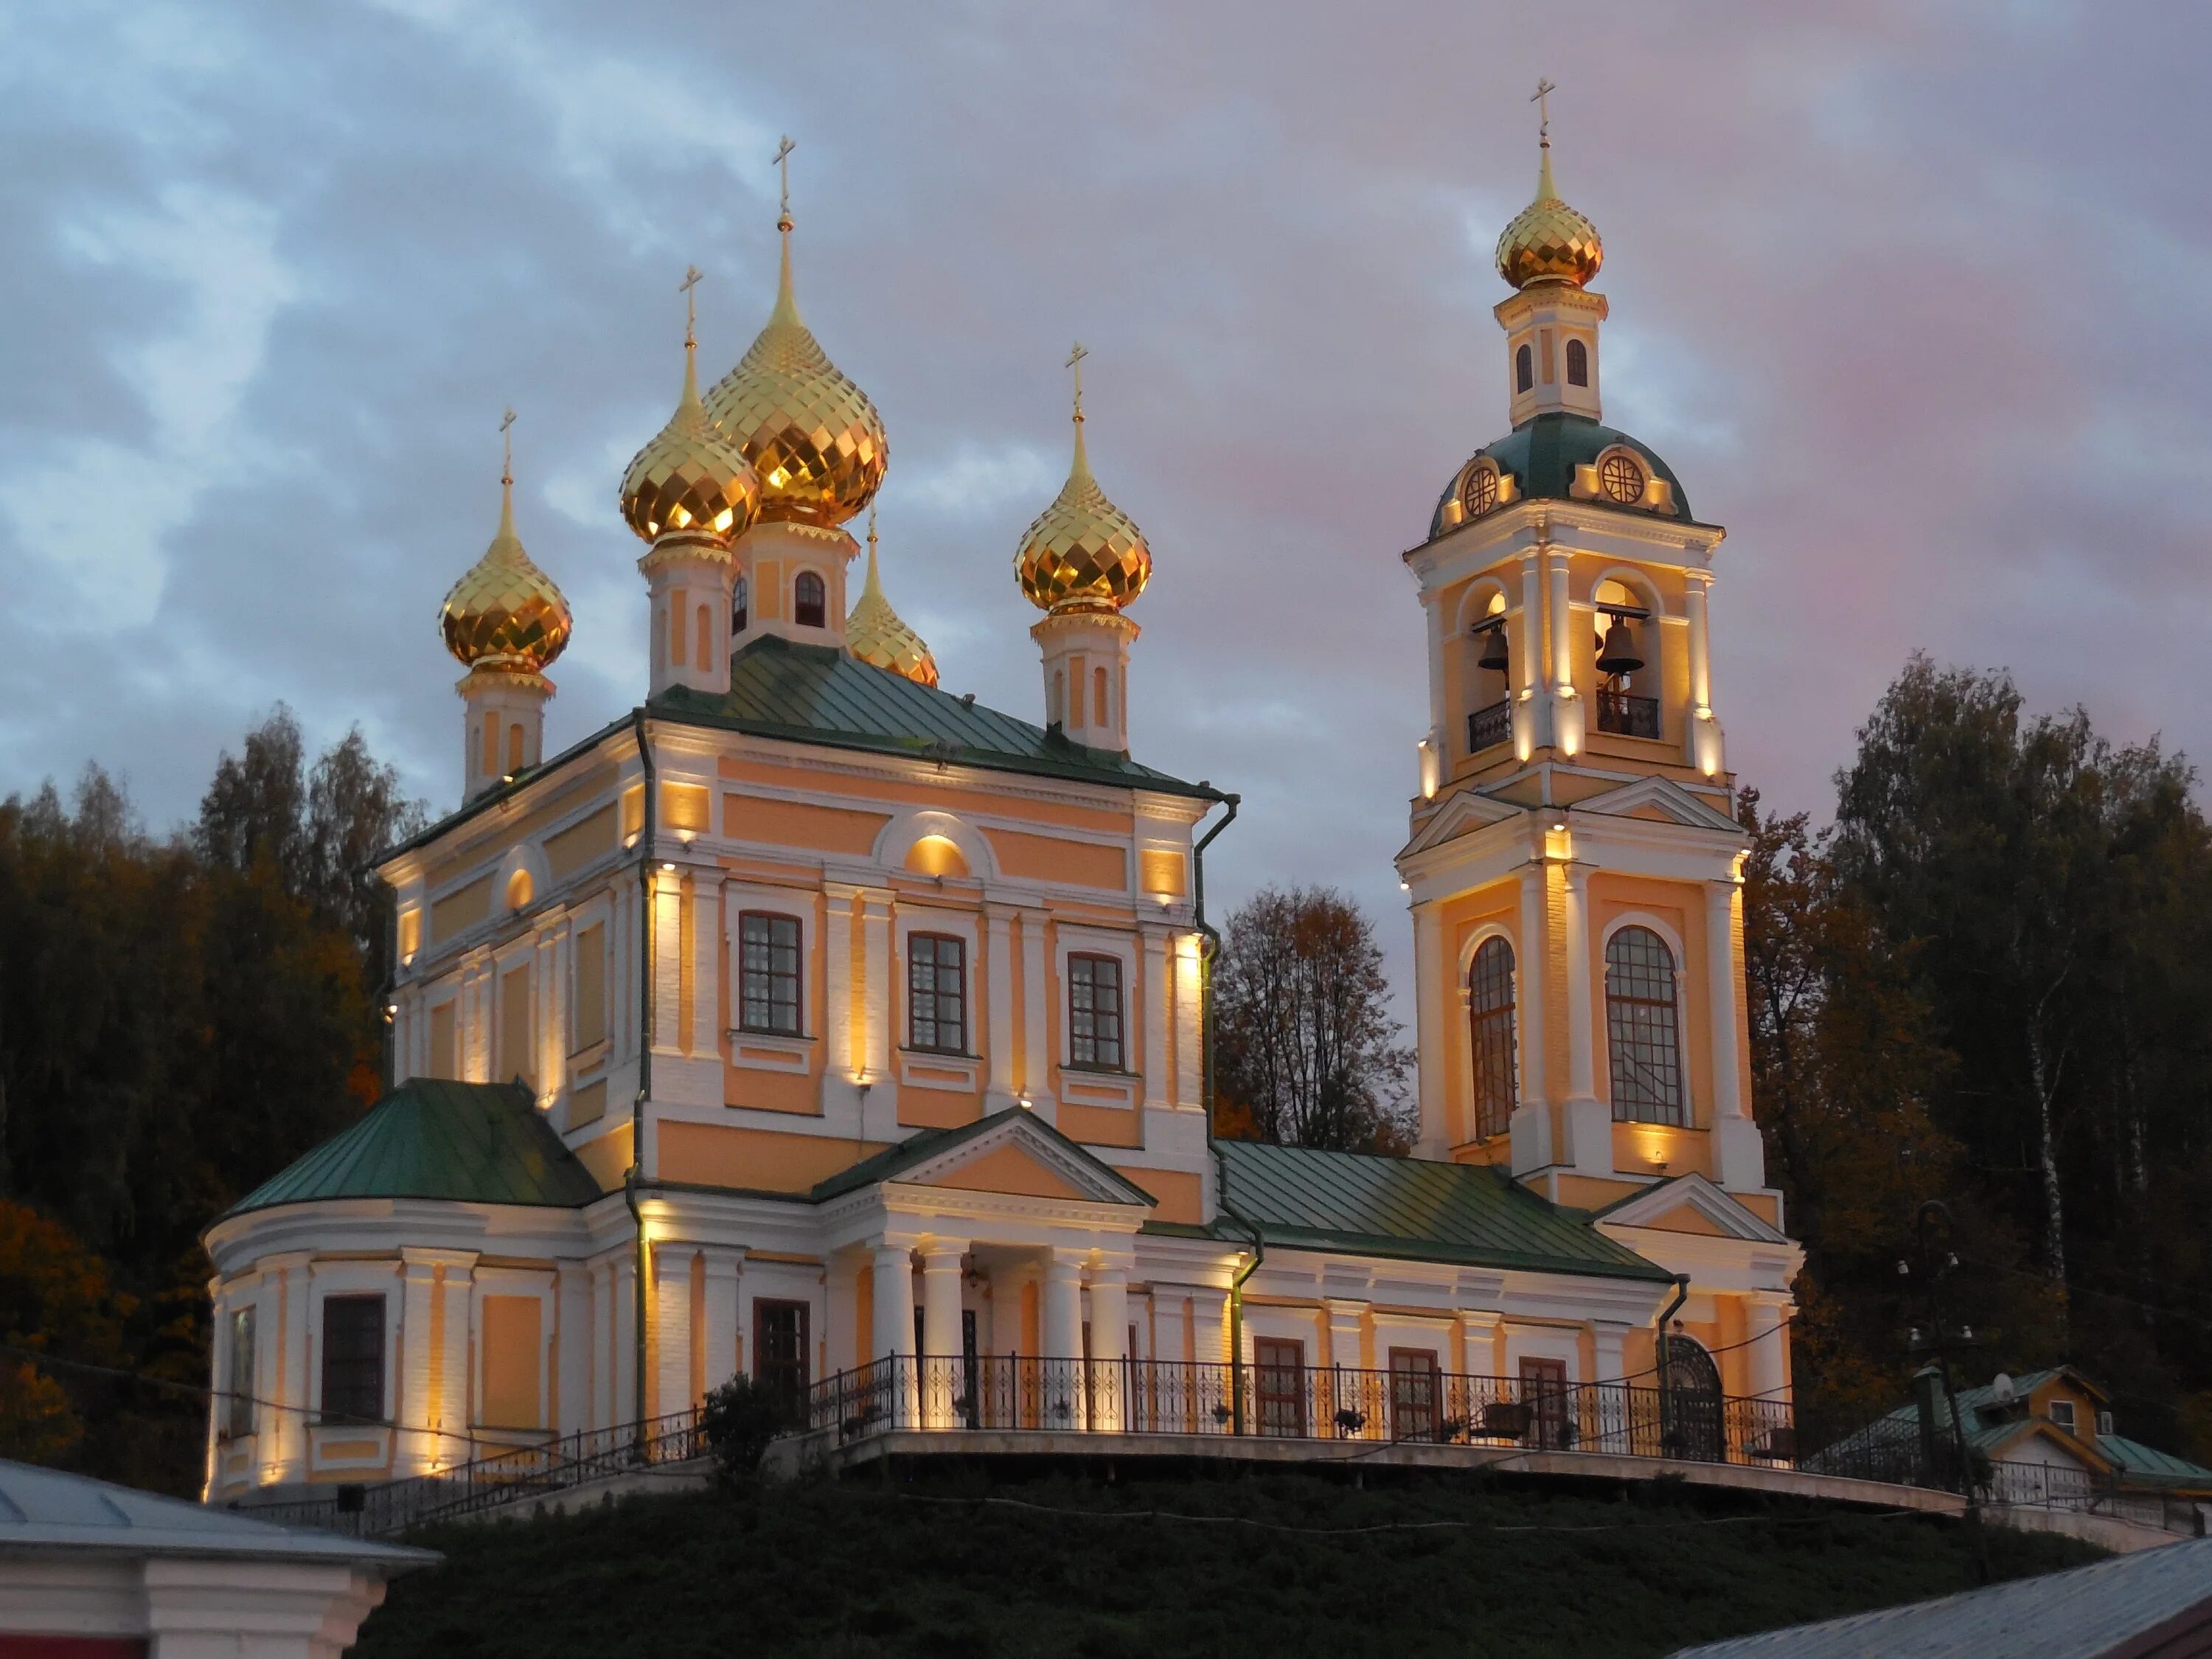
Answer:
[802, 1355, 1799, 1468]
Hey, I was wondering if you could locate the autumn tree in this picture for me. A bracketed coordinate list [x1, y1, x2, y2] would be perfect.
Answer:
[1213, 885, 1413, 1154]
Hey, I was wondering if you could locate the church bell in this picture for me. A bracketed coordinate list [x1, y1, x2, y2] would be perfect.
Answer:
[1477, 623, 1509, 675]
[1596, 616, 1644, 676]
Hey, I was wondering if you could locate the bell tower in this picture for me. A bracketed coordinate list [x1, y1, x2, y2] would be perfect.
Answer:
[1395, 90, 1766, 1212]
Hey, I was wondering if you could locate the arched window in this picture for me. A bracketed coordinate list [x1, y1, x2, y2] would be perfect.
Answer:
[1514, 344, 1534, 394]
[1605, 925, 1684, 1125]
[794, 571, 826, 627]
[1565, 338, 1588, 387]
[731, 577, 749, 636]
[1468, 937, 1517, 1140]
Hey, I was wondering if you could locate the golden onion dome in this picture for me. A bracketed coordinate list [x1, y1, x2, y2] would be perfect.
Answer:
[1495, 137, 1603, 291]
[619, 324, 759, 545]
[845, 512, 937, 688]
[703, 215, 886, 529]
[440, 470, 571, 673]
[1015, 364, 1150, 613]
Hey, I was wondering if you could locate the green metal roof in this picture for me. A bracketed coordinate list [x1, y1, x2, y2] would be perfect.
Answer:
[654, 636, 1222, 800]
[807, 1107, 1155, 1205]
[2100, 1433, 2212, 1486]
[1202, 1139, 1674, 1282]
[1427, 412, 1703, 540]
[219, 1079, 605, 1222]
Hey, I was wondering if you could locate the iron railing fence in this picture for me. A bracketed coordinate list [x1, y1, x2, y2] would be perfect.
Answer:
[801, 1355, 1799, 1468]
[1596, 689, 1660, 739]
[226, 1409, 702, 1538]
[1467, 700, 1512, 754]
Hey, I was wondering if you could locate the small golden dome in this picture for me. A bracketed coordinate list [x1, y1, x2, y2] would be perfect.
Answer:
[845, 512, 937, 688]
[441, 470, 571, 673]
[1015, 358, 1150, 613]
[1495, 139, 1602, 291]
[619, 325, 759, 545]
[704, 218, 886, 529]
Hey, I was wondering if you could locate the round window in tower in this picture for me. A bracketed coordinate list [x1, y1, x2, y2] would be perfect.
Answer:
[1462, 463, 1499, 518]
[1599, 452, 1646, 505]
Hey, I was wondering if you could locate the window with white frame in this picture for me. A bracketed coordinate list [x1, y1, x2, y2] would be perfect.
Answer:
[224, 1306, 256, 1439]
[1068, 953, 1124, 1071]
[319, 1294, 386, 1425]
[739, 911, 803, 1034]
[1468, 936, 1517, 1140]
[908, 933, 968, 1054]
[1605, 925, 1685, 1126]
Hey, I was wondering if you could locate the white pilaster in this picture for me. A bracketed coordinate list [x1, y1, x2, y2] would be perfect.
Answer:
[861, 891, 894, 1085]
[1516, 550, 1545, 757]
[1745, 1294, 1792, 1403]
[556, 1263, 592, 1436]
[872, 1244, 917, 1427]
[702, 1250, 742, 1397]
[1089, 1267, 1130, 1432]
[1561, 861, 1610, 1175]
[435, 1259, 473, 1467]
[1020, 910, 1050, 1107]
[653, 1242, 693, 1417]
[986, 906, 1018, 1110]
[1546, 540, 1583, 757]
[822, 883, 857, 1110]
[1509, 858, 1552, 1176]
[1590, 1320, 1632, 1450]
[651, 869, 684, 1058]
[272, 1254, 311, 1484]
[691, 874, 720, 1061]
[1141, 926, 1170, 1112]
[1171, 931, 1203, 1113]
[397, 1253, 442, 1475]
[1041, 1253, 1085, 1362]
[1412, 902, 1450, 1157]
[1324, 1299, 1366, 1373]
[1708, 877, 1765, 1191]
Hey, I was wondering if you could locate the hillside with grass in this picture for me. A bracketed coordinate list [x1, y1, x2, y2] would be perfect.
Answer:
[352, 1468, 2097, 1658]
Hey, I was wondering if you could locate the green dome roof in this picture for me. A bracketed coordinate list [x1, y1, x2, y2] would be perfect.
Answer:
[1428, 413, 1694, 540]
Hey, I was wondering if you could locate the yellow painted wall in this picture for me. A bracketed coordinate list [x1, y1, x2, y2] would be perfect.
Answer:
[657, 1121, 889, 1193]
[479, 1295, 543, 1428]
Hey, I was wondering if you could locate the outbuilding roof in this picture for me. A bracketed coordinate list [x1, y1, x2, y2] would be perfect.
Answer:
[1187, 1139, 1674, 1283]
[0, 1458, 434, 1568]
[220, 1079, 604, 1222]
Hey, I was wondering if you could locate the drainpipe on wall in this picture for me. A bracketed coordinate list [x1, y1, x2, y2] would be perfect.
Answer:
[1191, 792, 1248, 1427]
[625, 709, 658, 1459]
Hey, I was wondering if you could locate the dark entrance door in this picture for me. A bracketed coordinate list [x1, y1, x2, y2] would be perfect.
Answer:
[1255, 1339, 1307, 1438]
[1664, 1337, 1725, 1462]
[1519, 1357, 1570, 1449]
[754, 1300, 810, 1424]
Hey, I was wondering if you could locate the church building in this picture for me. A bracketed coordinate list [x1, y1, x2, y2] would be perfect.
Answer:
[203, 122, 1801, 1498]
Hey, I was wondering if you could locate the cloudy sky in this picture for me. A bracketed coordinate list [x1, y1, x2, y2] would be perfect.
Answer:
[3, 1, 2206, 1005]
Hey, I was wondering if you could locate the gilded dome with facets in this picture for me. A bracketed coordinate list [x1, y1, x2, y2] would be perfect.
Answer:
[704, 223, 886, 529]
[1015, 415, 1150, 613]
[845, 518, 937, 687]
[441, 478, 571, 673]
[619, 336, 759, 545]
[1495, 142, 1603, 291]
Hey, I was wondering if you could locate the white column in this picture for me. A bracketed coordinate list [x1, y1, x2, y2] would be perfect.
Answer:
[1546, 540, 1583, 756]
[1089, 1267, 1130, 1432]
[919, 1244, 966, 1429]
[1708, 877, 1766, 1190]
[556, 1264, 591, 1436]
[654, 1242, 693, 1418]
[1590, 1320, 1632, 1451]
[651, 869, 684, 1058]
[1141, 926, 1170, 1111]
[691, 874, 720, 1060]
[436, 1259, 473, 1467]
[986, 906, 1018, 1110]
[1422, 586, 1447, 767]
[1509, 859, 1551, 1176]
[1020, 911, 1051, 1107]
[1516, 549, 1545, 756]
[1411, 902, 1450, 1157]
[861, 891, 894, 1085]
[1685, 571, 1724, 776]
[397, 1253, 442, 1474]
[1041, 1254, 1085, 1361]
[1561, 862, 1610, 1176]
[702, 1251, 742, 1397]
[872, 1244, 917, 1427]
[1171, 932, 1203, 1113]
[1745, 1295, 1791, 1402]
[271, 1255, 311, 1483]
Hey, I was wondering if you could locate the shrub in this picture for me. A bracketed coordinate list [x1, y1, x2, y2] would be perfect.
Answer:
[700, 1374, 787, 1483]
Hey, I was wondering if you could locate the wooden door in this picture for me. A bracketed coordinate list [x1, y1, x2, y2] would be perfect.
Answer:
[1520, 1357, 1569, 1450]
[1390, 1349, 1440, 1442]
[1255, 1338, 1306, 1438]
[754, 1300, 810, 1423]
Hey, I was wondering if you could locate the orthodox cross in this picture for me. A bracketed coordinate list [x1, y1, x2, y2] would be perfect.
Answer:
[679, 263, 703, 346]
[500, 406, 516, 484]
[1531, 77, 1557, 145]
[1066, 341, 1088, 420]
[773, 135, 796, 219]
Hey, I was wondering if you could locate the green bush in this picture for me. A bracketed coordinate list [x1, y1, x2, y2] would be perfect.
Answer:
[699, 1375, 786, 1483]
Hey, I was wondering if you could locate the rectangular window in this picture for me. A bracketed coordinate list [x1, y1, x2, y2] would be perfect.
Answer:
[499, 963, 532, 1085]
[2049, 1399, 2076, 1435]
[740, 912, 803, 1035]
[1254, 1338, 1307, 1439]
[573, 922, 606, 1052]
[319, 1295, 386, 1425]
[225, 1307, 256, 1440]
[754, 1300, 810, 1422]
[908, 933, 967, 1054]
[1068, 953, 1124, 1071]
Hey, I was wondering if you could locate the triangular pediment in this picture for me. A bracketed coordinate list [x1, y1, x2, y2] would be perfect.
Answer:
[1576, 775, 1741, 834]
[1596, 1172, 1790, 1244]
[886, 1110, 1156, 1207]
[1402, 787, 1526, 859]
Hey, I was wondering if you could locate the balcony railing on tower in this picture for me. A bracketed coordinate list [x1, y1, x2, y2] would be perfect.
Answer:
[1596, 689, 1660, 739]
[1467, 700, 1512, 754]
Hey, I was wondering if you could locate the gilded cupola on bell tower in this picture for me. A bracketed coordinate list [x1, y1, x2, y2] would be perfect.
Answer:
[439, 411, 571, 803]
[1015, 343, 1150, 756]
